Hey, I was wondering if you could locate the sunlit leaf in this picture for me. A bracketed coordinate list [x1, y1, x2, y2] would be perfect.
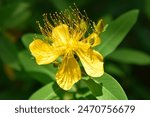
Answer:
[83, 73, 127, 100]
[107, 48, 150, 65]
[96, 10, 139, 57]
[29, 82, 58, 100]
[29, 82, 66, 100]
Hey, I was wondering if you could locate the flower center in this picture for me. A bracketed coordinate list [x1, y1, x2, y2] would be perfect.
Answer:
[65, 38, 78, 53]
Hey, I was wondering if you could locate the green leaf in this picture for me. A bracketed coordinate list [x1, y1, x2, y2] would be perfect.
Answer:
[22, 33, 45, 49]
[29, 82, 66, 100]
[18, 50, 56, 81]
[83, 79, 103, 97]
[29, 82, 59, 100]
[28, 72, 53, 84]
[83, 73, 127, 100]
[107, 48, 150, 65]
[0, 2, 31, 29]
[96, 9, 139, 57]
[0, 33, 20, 70]
[105, 63, 125, 77]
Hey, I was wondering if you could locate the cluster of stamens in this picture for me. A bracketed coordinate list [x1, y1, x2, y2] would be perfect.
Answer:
[36, 4, 97, 41]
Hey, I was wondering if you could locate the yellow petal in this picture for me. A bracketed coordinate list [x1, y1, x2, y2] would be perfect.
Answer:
[76, 44, 104, 77]
[29, 39, 63, 65]
[85, 32, 101, 47]
[52, 24, 70, 45]
[56, 52, 81, 90]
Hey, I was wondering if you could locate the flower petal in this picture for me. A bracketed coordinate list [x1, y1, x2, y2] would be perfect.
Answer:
[52, 24, 70, 45]
[82, 33, 101, 47]
[56, 52, 81, 90]
[29, 39, 63, 65]
[76, 44, 104, 77]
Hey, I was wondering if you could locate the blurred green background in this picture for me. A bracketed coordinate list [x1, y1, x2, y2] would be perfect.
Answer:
[0, 0, 150, 99]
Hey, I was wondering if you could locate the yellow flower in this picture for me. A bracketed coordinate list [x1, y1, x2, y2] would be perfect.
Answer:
[29, 5, 104, 90]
